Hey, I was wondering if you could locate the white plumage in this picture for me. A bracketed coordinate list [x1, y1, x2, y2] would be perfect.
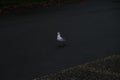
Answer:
[57, 32, 65, 41]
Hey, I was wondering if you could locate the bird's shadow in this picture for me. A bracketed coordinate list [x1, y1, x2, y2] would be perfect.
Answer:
[56, 42, 68, 49]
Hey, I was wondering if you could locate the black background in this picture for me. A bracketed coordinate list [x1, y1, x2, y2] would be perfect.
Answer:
[0, 0, 120, 80]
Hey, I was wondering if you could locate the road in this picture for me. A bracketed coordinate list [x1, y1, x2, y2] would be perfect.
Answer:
[0, 0, 120, 80]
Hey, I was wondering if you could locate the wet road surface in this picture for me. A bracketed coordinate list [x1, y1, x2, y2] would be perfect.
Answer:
[0, 0, 120, 80]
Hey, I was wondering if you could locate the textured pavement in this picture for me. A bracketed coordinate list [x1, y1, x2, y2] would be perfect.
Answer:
[0, 0, 120, 80]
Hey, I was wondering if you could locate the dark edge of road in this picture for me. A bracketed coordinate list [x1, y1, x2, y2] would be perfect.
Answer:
[34, 54, 120, 80]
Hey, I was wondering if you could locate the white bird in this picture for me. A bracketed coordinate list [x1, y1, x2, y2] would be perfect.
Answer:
[57, 32, 65, 42]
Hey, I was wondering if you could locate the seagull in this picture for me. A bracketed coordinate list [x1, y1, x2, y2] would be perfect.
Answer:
[57, 32, 66, 42]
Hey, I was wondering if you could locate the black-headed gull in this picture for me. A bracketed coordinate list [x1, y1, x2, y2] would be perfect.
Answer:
[57, 32, 65, 42]
[56, 32, 66, 48]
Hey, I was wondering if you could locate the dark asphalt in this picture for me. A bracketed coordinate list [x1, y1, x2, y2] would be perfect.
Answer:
[0, 0, 120, 80]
